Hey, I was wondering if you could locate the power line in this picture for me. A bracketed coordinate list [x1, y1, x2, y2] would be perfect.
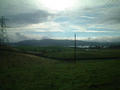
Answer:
[0, 16, 6, 28]
[0, 16, 9, 45]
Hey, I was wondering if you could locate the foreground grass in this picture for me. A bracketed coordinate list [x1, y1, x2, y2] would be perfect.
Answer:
[0, 51, 120, 90]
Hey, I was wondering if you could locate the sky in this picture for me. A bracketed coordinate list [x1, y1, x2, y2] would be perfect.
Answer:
[0, 0, 120, 42]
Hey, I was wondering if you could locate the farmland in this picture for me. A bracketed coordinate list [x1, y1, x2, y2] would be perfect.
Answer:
[15, 46, 120, 60]
[0, 46, 120, 90]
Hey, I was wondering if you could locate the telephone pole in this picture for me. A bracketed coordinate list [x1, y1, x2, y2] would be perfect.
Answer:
[74, 33, 77, 63]
[0, 16, 8, 45]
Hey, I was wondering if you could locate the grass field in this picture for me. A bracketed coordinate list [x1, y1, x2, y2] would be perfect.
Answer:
[15, 46, 120, 60]
[0, 49, 120, 90]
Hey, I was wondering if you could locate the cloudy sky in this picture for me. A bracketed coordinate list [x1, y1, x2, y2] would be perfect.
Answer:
[0, 0, 120, 42]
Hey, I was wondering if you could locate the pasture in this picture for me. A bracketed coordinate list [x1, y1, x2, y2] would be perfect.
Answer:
[15, 46, 120, 60]
[0, 47, 120, 90]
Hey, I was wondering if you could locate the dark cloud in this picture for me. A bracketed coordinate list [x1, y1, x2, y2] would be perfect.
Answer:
[101, 8, 120, 24]
[6, 10, 53, 27]
[87, 3, 120, 25]
[70, 1, 120, 25]
[0, 0, 37, 16]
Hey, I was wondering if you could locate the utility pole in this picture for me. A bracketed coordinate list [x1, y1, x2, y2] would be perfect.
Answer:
[0, 16, 8, 45]
[74, 33, 77, 63]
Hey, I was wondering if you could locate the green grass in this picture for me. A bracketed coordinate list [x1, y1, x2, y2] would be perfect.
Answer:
[0, 51, 120, 90]
[15, 46, 120, 60]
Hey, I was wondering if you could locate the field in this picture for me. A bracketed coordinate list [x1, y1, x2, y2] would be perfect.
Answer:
[0, 46, 120, 90]
[15, 46, 120, 60]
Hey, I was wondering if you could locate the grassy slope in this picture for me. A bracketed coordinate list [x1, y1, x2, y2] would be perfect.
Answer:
[0, 51, 120, 90]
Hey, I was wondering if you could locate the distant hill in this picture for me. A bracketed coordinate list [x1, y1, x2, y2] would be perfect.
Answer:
[10, 39, 120, 48]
